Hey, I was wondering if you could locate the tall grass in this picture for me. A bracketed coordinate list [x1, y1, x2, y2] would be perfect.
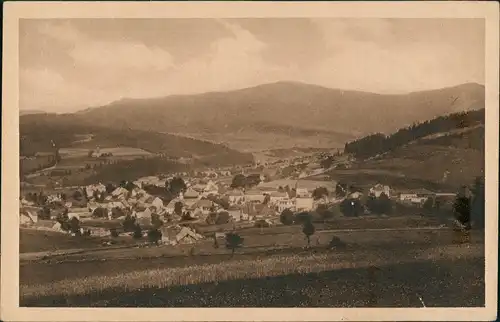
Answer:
[21, 244, 482, 301]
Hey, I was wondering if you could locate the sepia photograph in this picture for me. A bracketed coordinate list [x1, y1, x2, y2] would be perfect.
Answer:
[2, 1, 499, 321]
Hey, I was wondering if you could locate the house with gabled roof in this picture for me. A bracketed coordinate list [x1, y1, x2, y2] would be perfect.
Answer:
[165, 198, 185, 215]
[244, 190, 266, 203]
[369, 184, 391, 198]
[269, 191, 289, 205]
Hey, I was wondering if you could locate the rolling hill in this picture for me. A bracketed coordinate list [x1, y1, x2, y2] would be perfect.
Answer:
[337, 109, 485, 191]
[55, 81, 485, 151]
[19, 114, 254, 165]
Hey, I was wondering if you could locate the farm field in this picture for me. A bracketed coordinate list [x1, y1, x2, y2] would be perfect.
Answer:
[20, 243, 484, 307]
[20, 227, 484, 286]
[20, 215, 447, 255]
[20, 228, 138, 254]
[59, 147, 152, 158]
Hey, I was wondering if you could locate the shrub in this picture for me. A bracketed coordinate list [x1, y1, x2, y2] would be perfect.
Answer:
[147, 229, 162, 245]
[280, 209, 295, 225]
[225, 232, 244, 257]
[302, 221, 316, 247]
[109, 228, 119, 238]
[215, 211, 230, 225]
[123, 215, 137, 232]
[132, 224, 143, 239]
[340, 198, 364, 217]
[294, 212, 312, 225]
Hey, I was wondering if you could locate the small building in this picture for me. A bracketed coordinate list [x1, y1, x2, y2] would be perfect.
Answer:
[399, 189, 436, 204]
[160, 225, 204, 245]
[269, 191, 289, 205]
[277, 198, 296, 213]
[244, 190, 266, 203]
[369, 184, 391, 198]
[165, 198, 185, 215]
[68, 207, 92, 219]
[190, 199, 216, 215]
[296, 196, 314, 212]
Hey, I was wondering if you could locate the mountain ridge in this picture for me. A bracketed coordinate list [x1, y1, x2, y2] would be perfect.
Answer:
[21, 81, 485, 151]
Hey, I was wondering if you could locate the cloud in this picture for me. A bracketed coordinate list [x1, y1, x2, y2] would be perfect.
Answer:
[38, 21, 174, 72]
[20, 68, 109, 112]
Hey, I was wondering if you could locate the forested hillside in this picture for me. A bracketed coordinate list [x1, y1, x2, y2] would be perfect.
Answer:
[344, 109, 485, 159]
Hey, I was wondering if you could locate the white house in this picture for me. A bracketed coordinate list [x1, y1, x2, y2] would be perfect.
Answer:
[296, 188, 310, 198]
[269, 191, 289, 205]
[277, 198, 296, 213]
[296, 196, 314, 212]
[244, 190, 266, 203]
[369, 184, 391, 198]
[399, 189, 435, 204]
[165, 198, 184, 215]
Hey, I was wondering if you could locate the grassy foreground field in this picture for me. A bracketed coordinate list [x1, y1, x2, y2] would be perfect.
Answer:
[20, 244, 484, 307]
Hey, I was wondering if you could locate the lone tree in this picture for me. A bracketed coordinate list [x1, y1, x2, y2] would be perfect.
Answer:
[453, 187, 472, 229]
[302, 220, 316, 247]
[312, 187, 329, 200]
[225, 232, 244, 258]
[69, 217, 81, 236]
[470, 176, 485, 229]
[280, 208, 295, 225]
[147, 228, 162, 245]
[167, 177, 187, 196]
[132, 224, 143, 239]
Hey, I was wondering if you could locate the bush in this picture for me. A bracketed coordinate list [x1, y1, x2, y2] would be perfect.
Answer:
[70, 217, 81, 234]
[302, 221, 316, 246]
[38, 206, 51, 220]
[329, 235, 347, 249]
[132, 224, 143, 239]
[280, 209, 295, 225]
[92, 207, 109, 219]
[312, 187, 329, 200]
[340, 198, 364, 217]
[294, 212, 312, 225]
[215, 211, 231, 225]
[109, 228, 119, 238]
[225, 232, 244, 257]
[147, 229, 162, 245]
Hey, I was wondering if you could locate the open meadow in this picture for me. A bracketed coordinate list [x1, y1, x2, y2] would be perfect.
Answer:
[20, 241, 484, 307]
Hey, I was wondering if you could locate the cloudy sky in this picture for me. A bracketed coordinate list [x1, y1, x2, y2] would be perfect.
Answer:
[19, 18, 484, 113]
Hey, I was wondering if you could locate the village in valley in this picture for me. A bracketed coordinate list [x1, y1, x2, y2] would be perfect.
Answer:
[20, 144, 462, 250]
